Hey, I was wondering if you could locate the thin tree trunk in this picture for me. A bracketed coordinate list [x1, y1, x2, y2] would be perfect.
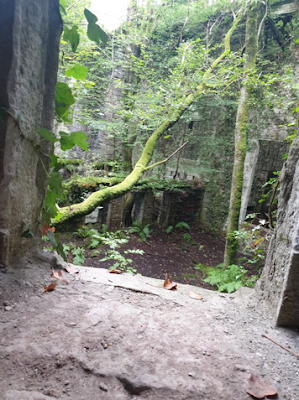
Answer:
[52, 14, 242, 227]
[224, 3, 259, 267]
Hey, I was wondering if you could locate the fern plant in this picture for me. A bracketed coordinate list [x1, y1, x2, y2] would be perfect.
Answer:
[72, 247, 85, 265]
[63, 244, 85, 266]
[166, 221, 191, 234]
[203, 264, 257, 293]
[129, 222, 152, 242]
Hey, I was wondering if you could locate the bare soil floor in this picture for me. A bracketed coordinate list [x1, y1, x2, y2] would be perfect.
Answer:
[0, 252, 299, 400]
[60, 224, 260, 288]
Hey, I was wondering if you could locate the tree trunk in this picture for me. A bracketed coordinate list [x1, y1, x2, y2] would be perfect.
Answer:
[53, 14, 242, 227]
[0, 0, 62, 267]
[224, 3, 258, 267]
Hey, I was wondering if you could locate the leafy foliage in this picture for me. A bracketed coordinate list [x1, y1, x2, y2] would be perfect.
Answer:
[129, 222, 152, 242]
[203, 263, 257, 293]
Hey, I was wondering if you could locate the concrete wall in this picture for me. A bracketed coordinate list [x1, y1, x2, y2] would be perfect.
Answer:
[256, 135, 299, 326]
[0, 0, 62, 266]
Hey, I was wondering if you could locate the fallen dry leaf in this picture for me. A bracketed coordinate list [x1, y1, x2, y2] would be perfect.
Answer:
[41, 222, 55, 236]
[109, 269, 123, 274]
[51, 268, 70, 284]
[163, 274, 177, 290]
[247, 374, 277, 399]
[43, 283, 56, 292]
[65, 265, 79, 274]
[189, 291, 203, 300]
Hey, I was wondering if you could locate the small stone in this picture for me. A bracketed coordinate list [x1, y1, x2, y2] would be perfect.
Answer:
[101, 342, 108, 349]
[65, 380, 70, 386]
[188, 372, 196, 378]
[99, 383, 108, 392]
[4, 306, 13, 311]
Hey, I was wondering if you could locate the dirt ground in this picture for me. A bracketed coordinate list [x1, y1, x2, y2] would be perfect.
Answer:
[0, 251, 299, 400]
[59, 224, 261, 288]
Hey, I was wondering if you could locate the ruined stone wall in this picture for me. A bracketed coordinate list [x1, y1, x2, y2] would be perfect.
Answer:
[0, 0, 62, 266]
[256, 135, 299, 326]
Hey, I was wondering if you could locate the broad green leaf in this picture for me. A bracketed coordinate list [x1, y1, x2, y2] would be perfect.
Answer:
[54, 233, 67, 261]
[38, 128, 57, 143]
[65, 65, 88, 80]
[84, 8, 98, 24]
[50, 154, 58, 168]
[59, 131, 74, 151]
[70, 131, 89, 151]
[60, 0, 66, 8]
[43, 190, 59, 218]
[84, 9, 108, 45]
[87, 23, 108, 45]
[63, 25, 80, 52]
[47, 172, 64, 200]
[55, 82, 75, 120]
[295, 38, 299, 43]
[59, 131, 89, 151]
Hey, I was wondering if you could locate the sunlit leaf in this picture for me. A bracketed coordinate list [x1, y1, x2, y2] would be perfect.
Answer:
[65, 65, 88, 81]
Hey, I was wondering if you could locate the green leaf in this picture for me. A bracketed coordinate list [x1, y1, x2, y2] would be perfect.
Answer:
[44, 190, 59, 218]
[70, 131, 89, 151]
[60, 0, 66, 8]
[59, 131, 74, 151]
[295, 38, 299, 43]
[21, 229, 33, 239]
[54, 233, 67, 261]
[65, 65, 88, 81]
[84, 8, 98, 24]
[166, 226, 173, 234]
[84, 9, 108, 45]
[47, 172, 64, 200]
[50, 154, 58, 168]
[38, 128, 57, 143]
[55, 82, 75, 121]
[59, 131, 88, 151]
[63, 25, 80, 52]
[87, 23, 108, 45]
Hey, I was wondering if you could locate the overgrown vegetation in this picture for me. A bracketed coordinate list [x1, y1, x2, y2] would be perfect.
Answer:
[196, 263, 258, 293]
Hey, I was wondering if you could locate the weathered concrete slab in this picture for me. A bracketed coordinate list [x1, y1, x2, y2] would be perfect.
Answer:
[0, 255, 298, 400]
[257, 135, 299, 326]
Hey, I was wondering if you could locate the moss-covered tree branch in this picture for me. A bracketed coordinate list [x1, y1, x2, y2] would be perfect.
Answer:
[52, 14, 242, 227]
